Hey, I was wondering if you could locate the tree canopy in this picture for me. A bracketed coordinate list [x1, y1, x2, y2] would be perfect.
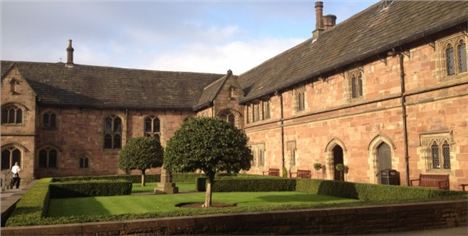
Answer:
[119, 137, 164, 186]
[164, 117, 252, 206]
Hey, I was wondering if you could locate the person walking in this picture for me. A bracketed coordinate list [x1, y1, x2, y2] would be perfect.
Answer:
[10, 162, 21, 189]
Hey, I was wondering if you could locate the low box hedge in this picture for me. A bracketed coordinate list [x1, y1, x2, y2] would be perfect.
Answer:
[49, 179, 132, 198]
[52, 173, 202, 184]
[295, 179, 467, 201]
[6, 178, 52, 226]
[197, 177, 295, 192]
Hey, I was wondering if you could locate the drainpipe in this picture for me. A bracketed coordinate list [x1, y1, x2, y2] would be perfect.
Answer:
[278, 91, 286, 177]
[398, 52, 411, 186]
[125, 108, 129, 144]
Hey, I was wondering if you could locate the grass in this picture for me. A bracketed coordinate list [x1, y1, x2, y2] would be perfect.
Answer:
[131, 182, 196, 193]
[48, 191, 358, 217]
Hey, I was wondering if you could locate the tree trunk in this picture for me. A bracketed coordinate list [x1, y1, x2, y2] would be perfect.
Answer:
[203, 175, 214, 208]
[141, 169, 146, 187]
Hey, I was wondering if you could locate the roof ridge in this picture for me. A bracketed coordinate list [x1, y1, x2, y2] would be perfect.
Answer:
[1, 60, 223, 77]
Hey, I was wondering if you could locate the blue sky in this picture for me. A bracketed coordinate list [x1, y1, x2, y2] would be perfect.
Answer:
[1, 0, 378, 74]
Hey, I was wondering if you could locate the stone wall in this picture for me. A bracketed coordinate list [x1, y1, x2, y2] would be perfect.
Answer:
[2, 200, 466, 235]
[34, 107, 192, 178]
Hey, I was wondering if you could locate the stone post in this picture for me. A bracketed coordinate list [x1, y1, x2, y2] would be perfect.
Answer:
[155, 167, 178, 194]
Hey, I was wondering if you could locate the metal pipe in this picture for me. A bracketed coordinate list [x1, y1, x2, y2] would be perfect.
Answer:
[279, 92, 286, 177]
[398, 53, 411, 186]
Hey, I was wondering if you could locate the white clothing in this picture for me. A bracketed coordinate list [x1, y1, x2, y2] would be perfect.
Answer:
[11, 165, 21, 174]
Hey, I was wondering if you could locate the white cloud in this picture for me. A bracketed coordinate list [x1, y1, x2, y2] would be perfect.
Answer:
[148, 37, 303, 74]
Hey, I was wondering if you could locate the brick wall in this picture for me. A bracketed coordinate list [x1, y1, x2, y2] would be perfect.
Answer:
[2, 200, 466, 235]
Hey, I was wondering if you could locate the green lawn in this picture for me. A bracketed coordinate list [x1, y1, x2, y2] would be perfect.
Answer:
[48, 191, 359, 217]
[131, 182, 196, 193]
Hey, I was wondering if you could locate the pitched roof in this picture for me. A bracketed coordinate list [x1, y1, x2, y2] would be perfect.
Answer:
[193, 71, 238, 111]
[238, 1, 468, 103]
[1, 61, 223, 110]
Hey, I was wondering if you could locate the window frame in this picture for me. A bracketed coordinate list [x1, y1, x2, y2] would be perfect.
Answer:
[144, 116, 161, 140]
[42, 111, 57, 129]
[1, 104, 24, 125]
[103, 115, 123, 149]
[38, 147, 58, 169]
[1, 146, 22, 170]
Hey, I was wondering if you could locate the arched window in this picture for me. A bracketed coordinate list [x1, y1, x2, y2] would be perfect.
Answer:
[442, 141, 450, 169]
[1, 105, 23, 124]
[446, 44, 455, 75]
[431, 142, 440, 169]
[79, 157, 89, 168]
[42, 112, 57, 129]
[38, 147, 57, 168]
[104, 115, 122, 149]
[218, 110, 235, 126]
[458, 40, 467, 73]
[1, 147, 21, 170]
[295, 87, 306, 112]
[351, 73, 363, 98]
[144, 116, 160, 140]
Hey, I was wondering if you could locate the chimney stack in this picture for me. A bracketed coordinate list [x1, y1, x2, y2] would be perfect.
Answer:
[323, 14, 337, 30]
[66, 39, 74, 66]
[312, 1, 336, 41]
[315, 1, 324, 32]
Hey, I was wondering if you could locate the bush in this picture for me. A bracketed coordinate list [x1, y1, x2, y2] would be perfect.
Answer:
[49, 179, 132, 198]
[52, 173, 200, 184]
[197, 177, 296, 192]
[6, 178, 52, 226]
[295, 179, 467, 202]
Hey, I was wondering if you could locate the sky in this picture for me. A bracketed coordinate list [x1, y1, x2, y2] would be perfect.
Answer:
[1, 0, 378, 74]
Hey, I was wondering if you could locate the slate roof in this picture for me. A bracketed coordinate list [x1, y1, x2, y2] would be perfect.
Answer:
[1, 61, 223, 110]
[193, 75, 228, 111]
[238, 1, 468, 103]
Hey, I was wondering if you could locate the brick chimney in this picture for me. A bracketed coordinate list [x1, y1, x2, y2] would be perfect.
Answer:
[312, 1, 336, 40]
[323, 14, 337, 30]
[66, 39, 74, 67]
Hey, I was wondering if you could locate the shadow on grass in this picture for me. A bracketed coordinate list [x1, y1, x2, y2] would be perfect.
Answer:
[257, 193, 343, 203]
[48, 197, 111, 217]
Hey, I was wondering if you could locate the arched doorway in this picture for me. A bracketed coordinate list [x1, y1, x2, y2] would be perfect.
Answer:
[376, 142, 392, 183]
[332, 145, 344, 181]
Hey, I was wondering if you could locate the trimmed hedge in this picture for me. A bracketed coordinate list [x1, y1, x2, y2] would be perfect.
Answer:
[6, 178, 52, 226]
[49, 179, 132, 198]
[52, 173, 202, 184]
[197, 177, 295, 192]
[295, 179, 467, 201]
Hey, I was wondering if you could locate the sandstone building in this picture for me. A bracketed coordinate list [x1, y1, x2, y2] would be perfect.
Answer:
[1, 1, 468, 190]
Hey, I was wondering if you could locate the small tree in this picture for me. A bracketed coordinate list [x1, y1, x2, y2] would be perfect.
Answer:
[119, 137, 163, 186]
[164, 117, 252, 207]
[313, 163, 322, 179]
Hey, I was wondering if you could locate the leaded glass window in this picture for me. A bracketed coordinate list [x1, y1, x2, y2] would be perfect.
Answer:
[442, 141, 450, 169]
[446, 44, 455, 75]
[103, 115, 122, 149]
[38, 147, 58, 168]
[431, 142, 440, 169]
[458, 40, 467, 73]
[1, 105, 23, 124]
[1, 147, 21, 170]
[144, 116, 161, 140]
[43, 112, 57, 129]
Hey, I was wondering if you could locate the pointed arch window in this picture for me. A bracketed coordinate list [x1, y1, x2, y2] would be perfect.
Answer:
[104, 115, 122, 149]
[144, 116, 160, 140]
[38, 147, 57, 168]
[351, 73, 363, 98]
[431, 142, 440, 169]
[446, 44, 455, 76]
[79, 157, 89, 168]
[442, 141, 451, 169]
[294, 87, 306, 112]
[1, 147, 21, 170]
[42, 112, 57, 129]
[457, 40, 467, 73]
[1, 105, 23, 124]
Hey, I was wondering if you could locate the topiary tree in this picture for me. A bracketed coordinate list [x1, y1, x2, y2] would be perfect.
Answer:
[164, 117, 252, 207]
[119, 137, 163, 186]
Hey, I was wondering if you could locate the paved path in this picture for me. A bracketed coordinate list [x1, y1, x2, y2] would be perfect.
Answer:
[1, 181, 34, 226]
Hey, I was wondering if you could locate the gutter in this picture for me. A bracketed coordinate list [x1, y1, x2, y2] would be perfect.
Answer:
[240, 19, 468, 104]
[398, 53, 411, 186]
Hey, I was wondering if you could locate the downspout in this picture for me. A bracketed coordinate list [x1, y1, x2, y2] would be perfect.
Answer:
[398, 52, 411, 186]
[125, 108, 129, 144]
[278, 91, 286, 177]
